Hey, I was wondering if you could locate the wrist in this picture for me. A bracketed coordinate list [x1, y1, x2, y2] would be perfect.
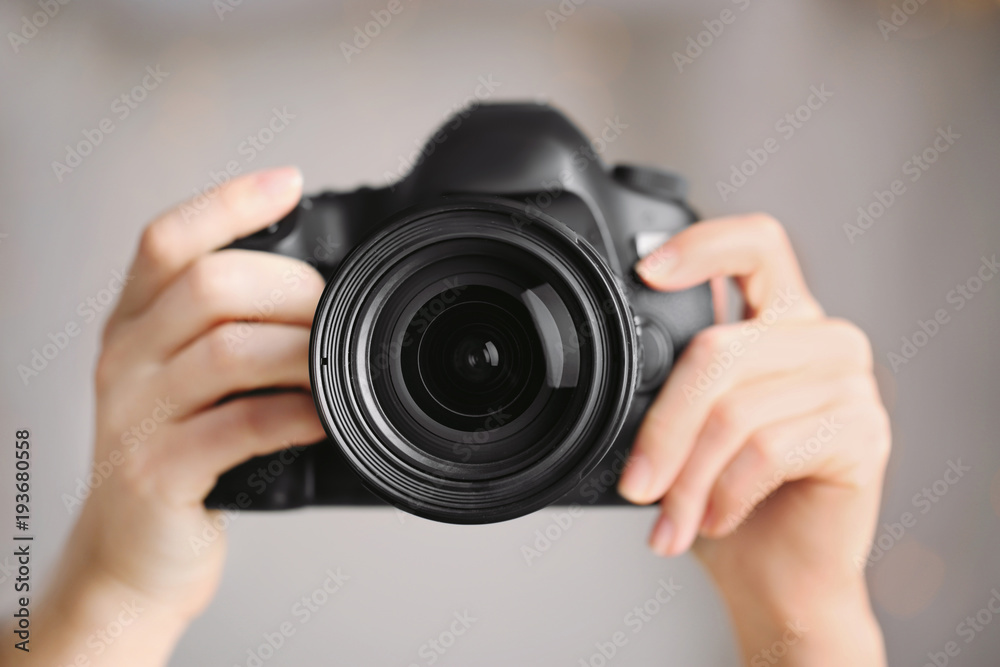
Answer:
[706, 566, 884, 666]
[28, 554, 192, 667]
[741, 586, 884, 666]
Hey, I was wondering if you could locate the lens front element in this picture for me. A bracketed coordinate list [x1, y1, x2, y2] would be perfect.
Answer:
[403, 285, 546, 431]
[311, 200, 637, 524]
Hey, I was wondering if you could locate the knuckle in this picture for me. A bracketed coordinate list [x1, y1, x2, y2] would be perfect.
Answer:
[688, 326, 730, 364]
[100, 319, 118, 349]
[705, 483, 748, 538]
[118, 451, 158, 500]
[238, 399, 272, 444]
[834, 403, 892, 488]
[865, 403, 893, 467]
[94, 349, 117, 394]
[639, 410, 671, 442]
[713, 482, 744, 518]
[98, 392, 131, 438]
[745, 429, 780, 469]
[834, 374, 882, 415]
[830, 318, 874, 369]
[707, 397, 748, 437]
[138, 219, 178, 269]
[665, 480, 701, 511]
[298, 260, 326, 293]
[205, 323, 245, 373]
[845, 373, 880, 403]
[749, 212, 787, 243]
[186, 255, 233, 306]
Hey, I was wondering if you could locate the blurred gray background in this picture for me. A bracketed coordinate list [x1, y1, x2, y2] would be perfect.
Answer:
[1, 0, 999, 664]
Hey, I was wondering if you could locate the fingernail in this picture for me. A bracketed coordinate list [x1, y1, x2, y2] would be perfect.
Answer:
[650, 515, 675, 556]
[618, 452, 652, 503]
[636, 247, 677, 281]
[255, 166, 302, 196]
[675, 526, 697, 555]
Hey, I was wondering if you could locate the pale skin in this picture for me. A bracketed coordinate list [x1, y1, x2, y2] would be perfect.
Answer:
[2, 166, 889, 666]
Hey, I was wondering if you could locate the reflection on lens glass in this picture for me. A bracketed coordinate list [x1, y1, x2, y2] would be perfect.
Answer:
[401, 285, 546, 430]
[455, 337, 499, 380]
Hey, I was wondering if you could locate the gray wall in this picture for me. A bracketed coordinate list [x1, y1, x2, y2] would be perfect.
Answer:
[1, 0, 999, 665]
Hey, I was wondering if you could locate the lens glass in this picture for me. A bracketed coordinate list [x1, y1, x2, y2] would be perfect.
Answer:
[369, 240, 589, 469]
[402, 285, 545, 430]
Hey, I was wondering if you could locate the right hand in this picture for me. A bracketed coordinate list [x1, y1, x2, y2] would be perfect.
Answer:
[69, 166, 327, 622]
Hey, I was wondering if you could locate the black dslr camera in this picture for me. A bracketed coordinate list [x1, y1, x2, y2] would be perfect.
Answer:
[206, 104, 713, 524]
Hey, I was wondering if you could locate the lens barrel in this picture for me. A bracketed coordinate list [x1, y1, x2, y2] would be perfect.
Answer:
[310, 199, 637, 523]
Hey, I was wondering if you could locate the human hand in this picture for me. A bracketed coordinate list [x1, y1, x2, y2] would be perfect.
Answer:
[25, 167, 327, 666]
[617, 214, 890, 665]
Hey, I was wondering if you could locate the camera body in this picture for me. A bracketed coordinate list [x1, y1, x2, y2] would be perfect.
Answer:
[205, 103, 713, 523]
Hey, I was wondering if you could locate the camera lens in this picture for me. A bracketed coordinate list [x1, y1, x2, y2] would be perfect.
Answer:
[311, 199, 637, 524]
[370, 250, 585, 470]
[402, 286, 545, 429]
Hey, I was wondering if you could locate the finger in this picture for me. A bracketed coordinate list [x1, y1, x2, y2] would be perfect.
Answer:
[618, 319, 873, 505]
[113, 250, 325, 362]
[710, 276, 730, 324]
[699, 400, 890, 542]
[156, 392, 325, 504]
[649, 372, 880, 556]
[112, 166, 303, 323]
[636, 214, 823, 319]
[161, 323, 312, 419]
